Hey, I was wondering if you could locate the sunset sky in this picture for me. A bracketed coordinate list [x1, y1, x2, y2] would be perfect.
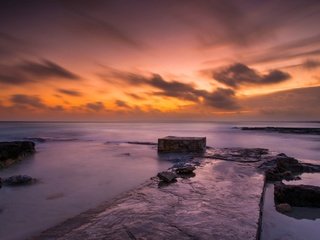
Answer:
[0, 0, 320, 121]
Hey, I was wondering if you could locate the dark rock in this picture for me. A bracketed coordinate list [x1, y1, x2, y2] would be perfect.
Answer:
[0, 141, 35, 169]
[263, 154, 320, 181]
[175, 165, 196, 174]
[205, 148, 268, 162]
[276, 203, 292, 213]
[274, 183, 320, 207]
[23, 137, 47, 143]
[157, 171, 177, 183]
[239, 127, 320, 135]
[158, 136, 206, 153]
[3, 175, 35, 186]
[126, 141, 157, 146]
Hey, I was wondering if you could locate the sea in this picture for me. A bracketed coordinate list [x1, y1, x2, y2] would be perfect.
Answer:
[0, 121, 319, 240]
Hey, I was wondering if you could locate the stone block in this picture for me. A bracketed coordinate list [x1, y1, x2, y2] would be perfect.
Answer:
[158, 136, 206, 153]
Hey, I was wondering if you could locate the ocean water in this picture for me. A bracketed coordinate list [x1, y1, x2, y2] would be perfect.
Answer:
[0, 121, 319, 240]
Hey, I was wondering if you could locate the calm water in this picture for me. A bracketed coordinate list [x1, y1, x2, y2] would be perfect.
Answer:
[0, 121, 319, 240]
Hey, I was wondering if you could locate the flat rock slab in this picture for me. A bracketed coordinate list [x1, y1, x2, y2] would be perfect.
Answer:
[34, 159, 264, 240]
[158, 136, 206, 153]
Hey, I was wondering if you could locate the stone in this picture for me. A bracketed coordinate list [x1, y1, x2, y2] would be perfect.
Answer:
[239, 127, 320, 135]
[3, 175, 35, 186]
[175, 165, 196, 174]
[158, 136, 206, 153]
[276, 203, 292, 213]
[274, 183, 320, 207]
[157, 171, 177, 183]
[0, 141, 35, 169]
[263, 154, 320, 182]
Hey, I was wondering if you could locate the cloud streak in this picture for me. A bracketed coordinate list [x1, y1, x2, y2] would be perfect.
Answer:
[0, 59, 80, 85]
[57, 88, 83, 97]
[104, 70, 239, 110]
[212, 63, 291, 88]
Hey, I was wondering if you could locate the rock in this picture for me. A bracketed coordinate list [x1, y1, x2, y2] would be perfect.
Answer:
[274, 183, 320, 207]
[239, 127, 320, 135]
[157, 171, 177, 183]
[263, 154, 320, 181]
[276, 203, 292, 213]
[175, 165, 196, 174]
[158, 136, 206, 153]
[3, 175, 35, 186]
[23, 137, 47, 143]
[0, 141, 35, 169]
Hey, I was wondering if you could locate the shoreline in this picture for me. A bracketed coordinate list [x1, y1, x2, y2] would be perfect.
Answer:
[31, 148, 273, 240]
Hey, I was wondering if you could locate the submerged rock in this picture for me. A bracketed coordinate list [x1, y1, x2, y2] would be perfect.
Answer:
[276, 203, 292, 213]
[3, 175, 35, 186]
[175, 165, 196, 174]
[274, 183, 320, 208]
[157, 171, 177, 183]
[0, 141, 35, 169]
[262, 155, 320, 181]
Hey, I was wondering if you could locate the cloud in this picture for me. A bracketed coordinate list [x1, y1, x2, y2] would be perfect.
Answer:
[0, 59, 80, 85]
[202, 88, 239, 110]
[18, 59, 79, 79]
[86, 101, 105, 111]
[212, 63, 291, 88]
[104, 70, 240, 110]
[57, 88, 82, 96]
[240, 86, 320, 120]
[302, 59, 320, 70]
[60, 1, 145, 49]
[193, 0, 320, 48]
[10, 94, 46, 108]
[115, 100, 130, 108]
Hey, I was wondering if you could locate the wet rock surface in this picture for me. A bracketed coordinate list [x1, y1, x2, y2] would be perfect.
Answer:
[0, 141, 35, 169]
[274, 183, 320, 208]
[238, 127, 320, 135]
[157, 171, 177, 183]
[260, 154, 320, 181]
[33, 148, 269, 240]
[2, 175, 36, 186]
[205, 147, 269, 162]
[275, 203, 292, 213]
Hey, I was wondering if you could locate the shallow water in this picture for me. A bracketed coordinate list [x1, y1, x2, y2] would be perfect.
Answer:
[0, 121, 319, 240]
[262, 173, 320, 240]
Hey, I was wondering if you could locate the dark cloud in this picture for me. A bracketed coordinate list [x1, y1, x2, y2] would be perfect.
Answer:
[115, 100, 130, 108]
[212, 63, 291, 88]
[126, 93, 145, 100]
[86, 101, 105, 111]
[18, 59, 79, 80]
[0, 59, 80, 85]
[302, 59, 320, 70]
[148, 74, 205, 102]
[57, 88, 82, 97]
[105, 70, 240, 110]
[202, 88, 239, 110]
[0, 72, 31, 85]
[10, 94, 45, 108]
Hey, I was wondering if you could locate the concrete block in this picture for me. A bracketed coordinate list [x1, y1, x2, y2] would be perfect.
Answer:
[158, 136, 206, 153]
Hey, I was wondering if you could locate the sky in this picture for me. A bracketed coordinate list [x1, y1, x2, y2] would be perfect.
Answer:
[0, 0, 320, 121]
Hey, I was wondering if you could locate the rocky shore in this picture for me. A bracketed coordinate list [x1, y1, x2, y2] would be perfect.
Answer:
[1, 138, 319, 239]
[237, 127, 320, 135]
[30, 145, 320, 240]
[0, 141, 35, 169]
